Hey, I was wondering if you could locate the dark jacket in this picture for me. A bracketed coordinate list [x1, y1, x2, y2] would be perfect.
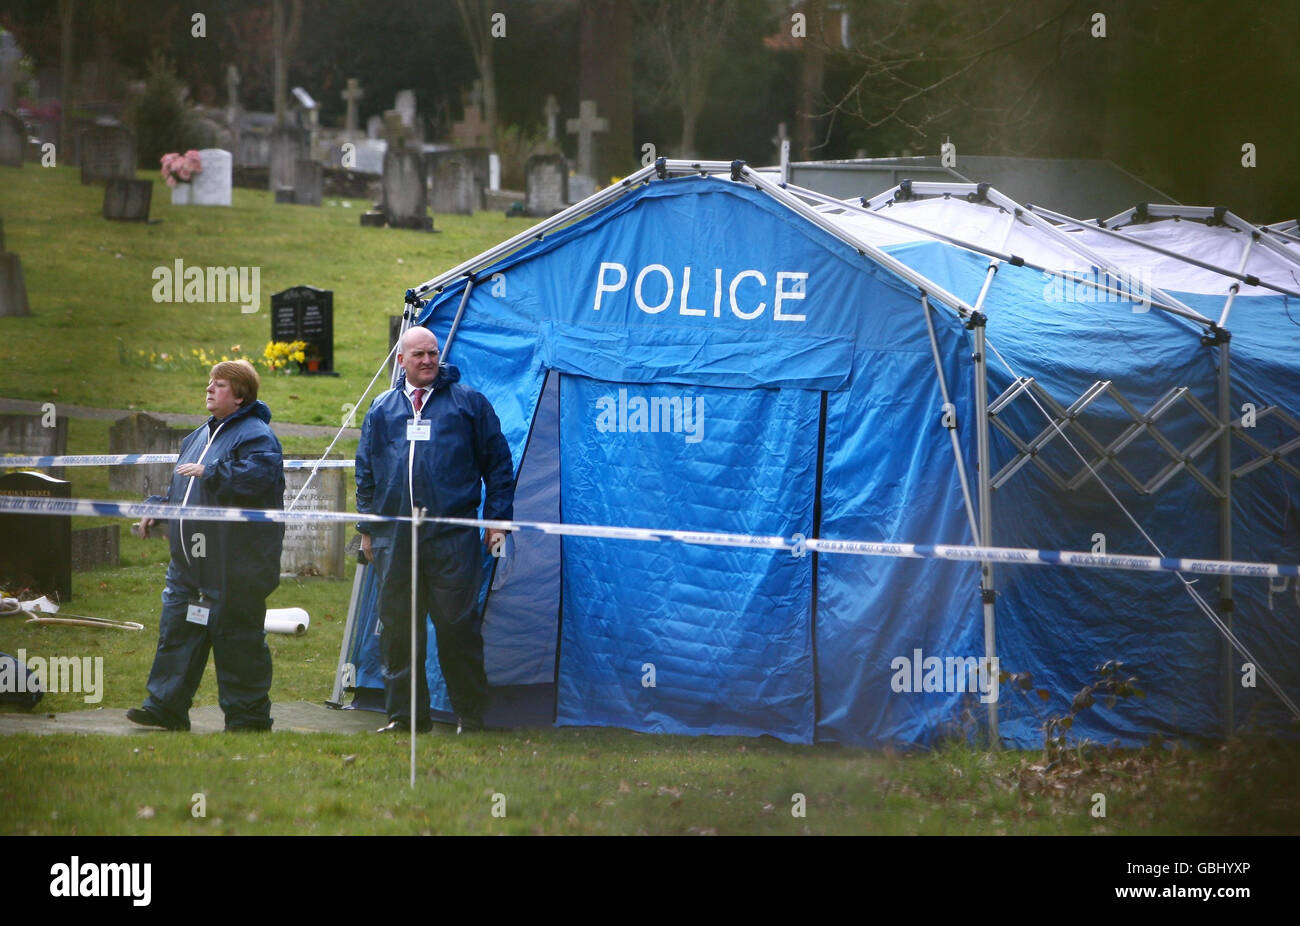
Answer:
[149, 399, 285, 606]
[355, 363, 515, 540]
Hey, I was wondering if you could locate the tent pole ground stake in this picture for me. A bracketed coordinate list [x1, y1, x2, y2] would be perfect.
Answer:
[1219, 340, 1234, 737]
[973, 318, 999, 746]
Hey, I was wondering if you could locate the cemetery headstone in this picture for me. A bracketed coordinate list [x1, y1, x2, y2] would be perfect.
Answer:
[102, 178, 153, 221]
[350, 139, 386, 175]
[0, 471, 72, 601]
[450, 103, 490, 150]
[0, 32, 21, 113]
[394, 90, 417, 129]
[0, 412, 68, 478]
[79, 125, 135, 185]
[107, 412, 188, 497]
[380, 148, 432, 231]
[565, 99, 608, 193]
[191, 148, 233, 206]
[427, 150, 481, 215]
[294, 158, 322, 206]
[366, 115, 383, 140]
[341, 78, 365, 137]
[271, 285, 335, 374]
[0, 110, 23, 168]
[280, 459, 346, 577]
[525, 153, 568, 217]
[543, 95, 559, 142]
[0, 217, 30, 318]
[269, 126, 306, 194]
[71, 525, 119, 572]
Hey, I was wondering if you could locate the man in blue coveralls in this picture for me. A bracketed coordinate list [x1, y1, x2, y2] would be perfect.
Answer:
[128, 360, 285, 732]
[355, 326, 514, 734]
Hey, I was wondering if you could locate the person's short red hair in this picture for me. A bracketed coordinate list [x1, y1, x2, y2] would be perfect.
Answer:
[211, 359, 260, 405]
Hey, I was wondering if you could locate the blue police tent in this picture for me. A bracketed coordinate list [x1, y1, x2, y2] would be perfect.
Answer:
[333, 163, 1300, 748]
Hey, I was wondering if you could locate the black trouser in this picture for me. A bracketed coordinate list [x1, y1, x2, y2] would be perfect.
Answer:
[143, 581, 273, 730]
[372, 527, 486, 726]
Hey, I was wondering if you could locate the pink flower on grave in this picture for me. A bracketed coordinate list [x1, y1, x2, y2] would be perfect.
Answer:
[160, 150, 204, 187]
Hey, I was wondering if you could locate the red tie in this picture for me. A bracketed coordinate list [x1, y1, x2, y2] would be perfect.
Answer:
[412, 388, 424, 413]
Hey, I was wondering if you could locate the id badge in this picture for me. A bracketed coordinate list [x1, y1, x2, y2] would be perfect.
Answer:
[186, 602, 211, 626]
[406, 419, 431, 441]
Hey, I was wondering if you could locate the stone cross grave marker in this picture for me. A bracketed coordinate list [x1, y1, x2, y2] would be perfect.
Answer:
[566, 99, 608, 185]
[543, 95, 559, 142]
[341, 78, 364, 136]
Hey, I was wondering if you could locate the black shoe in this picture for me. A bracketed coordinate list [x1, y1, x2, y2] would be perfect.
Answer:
[127, 706, 189, 731]
[456, 715, 484, 734]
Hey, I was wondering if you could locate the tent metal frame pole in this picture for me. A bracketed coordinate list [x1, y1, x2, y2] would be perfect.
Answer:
[410, 505, 422, 788]
[1217, 234, 1260, 329]
[1028, 204, 1300, 301]
[792, 183, 1211, 326]
[440, 277, 476, 362]
[920, 295, 981, 542]
[1218, 339, 1235, 737]
[1105, 204, 1300, 273]
[972, 315, 999, 745]
[410, 163, 661, 299]
[981, 189, 1202, 322]
[739, 167, 976, 321]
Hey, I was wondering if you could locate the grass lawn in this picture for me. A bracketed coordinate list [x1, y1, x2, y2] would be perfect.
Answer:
[0, 164, 533, 423]
[3, 163, 1298, 837]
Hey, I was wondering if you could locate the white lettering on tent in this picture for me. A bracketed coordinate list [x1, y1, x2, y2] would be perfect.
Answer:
[634, 264, 674, 314]
[590, 264, 810, 322]
[679, 266, 706, 316]
[773, 272, 807, 321]
[730, 270, 766, 319]
[592, 261, 628, 311]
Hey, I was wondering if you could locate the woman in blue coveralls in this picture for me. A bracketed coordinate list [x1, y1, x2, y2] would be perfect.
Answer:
[127, 360, 286, 731]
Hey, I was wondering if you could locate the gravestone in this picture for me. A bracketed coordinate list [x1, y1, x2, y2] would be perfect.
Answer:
[349, 139, 385, 175]
[428, 151, 480, 215]
[71, 525, 119, 572]
[0, 413, 68, 478]
[394, 90, 417, 130]
[0, 33, 21, 113]
[450, 103, 490, 150]
[543, 95, 559, 142]
[107, 412, 188, 497]
[271, 285, 334, 374]
[341, 78, 364, 137]
[565, 99, 608, 195]
[191, 148, 233, 206]
[236, 129, 270, 168]
[293, 158, 322, 206]
[0, 217, 30, 318]
[380, 148, 432, 231]
[0, 110, 23, 168]
[525, 153, 568, 217]
[366, 115, 382, 140]
[102, 178, 152, 221]
[269, 126, 306, 194]
[79, 125, 135, 184]
[280, 459, 346, 577]
[0, 471, 72, 601]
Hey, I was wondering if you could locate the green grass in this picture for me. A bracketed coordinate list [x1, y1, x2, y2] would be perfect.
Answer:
[0, 164, 533, 422]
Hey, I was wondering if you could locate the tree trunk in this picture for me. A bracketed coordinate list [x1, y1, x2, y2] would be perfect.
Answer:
[273, 0, 286, 127]
[59, 0, 75, 154]
[797, 0, 825, 160]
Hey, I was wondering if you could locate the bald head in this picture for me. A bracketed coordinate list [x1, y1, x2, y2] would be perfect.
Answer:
[398, 327, 440, 387]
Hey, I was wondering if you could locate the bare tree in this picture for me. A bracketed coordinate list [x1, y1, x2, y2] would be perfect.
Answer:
[271, 0, 303, 127]
[822, 0, 1086, 155]
[635, 0, 740, 158]
[454, 0, 497, 146]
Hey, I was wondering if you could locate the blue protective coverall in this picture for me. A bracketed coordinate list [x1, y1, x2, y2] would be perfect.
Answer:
[355, 362, 514, 727]
[141, 399, 285, 730]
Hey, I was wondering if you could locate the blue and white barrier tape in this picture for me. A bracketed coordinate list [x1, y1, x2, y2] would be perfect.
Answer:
[1, 454, 354, 469]
[4, 493, 1288, 580]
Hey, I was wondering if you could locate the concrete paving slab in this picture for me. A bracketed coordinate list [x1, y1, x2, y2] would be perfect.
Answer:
[0, 700, 429, 736]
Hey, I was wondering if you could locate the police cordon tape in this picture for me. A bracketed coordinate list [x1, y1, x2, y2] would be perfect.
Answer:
[1, 494, 1297, 580]
[1, 454, 354, 469]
